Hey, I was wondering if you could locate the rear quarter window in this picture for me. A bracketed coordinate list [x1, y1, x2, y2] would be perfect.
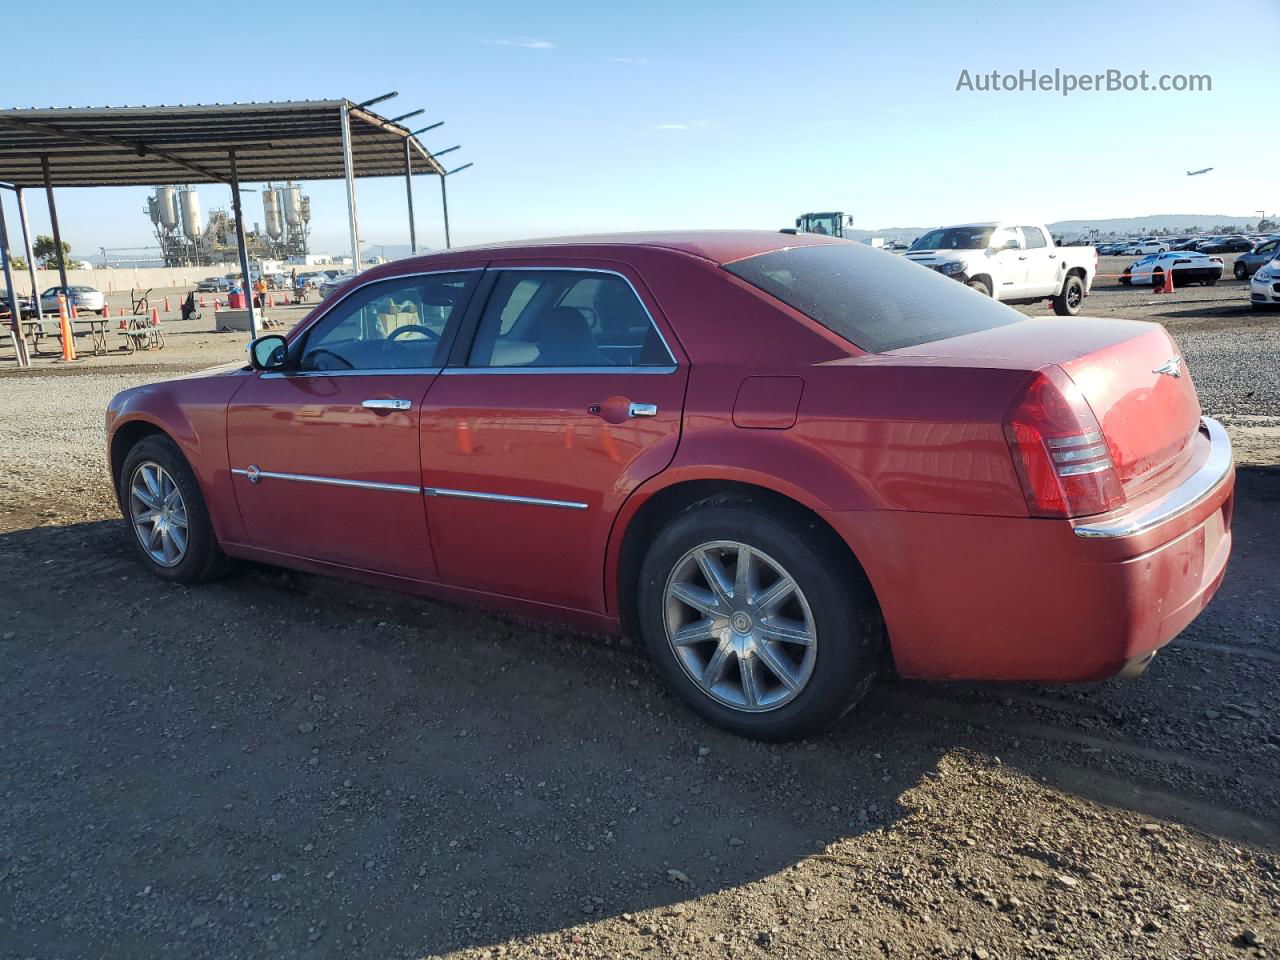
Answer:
[723, 242, 1021, 353]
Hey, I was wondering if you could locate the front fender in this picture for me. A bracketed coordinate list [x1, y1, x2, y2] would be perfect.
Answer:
[108, 371, 249, 543]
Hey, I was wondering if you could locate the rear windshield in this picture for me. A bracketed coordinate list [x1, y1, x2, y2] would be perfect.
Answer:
[723, 242, 1021, 353]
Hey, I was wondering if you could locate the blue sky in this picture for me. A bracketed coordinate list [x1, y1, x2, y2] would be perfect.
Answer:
[3, 0, 1277, 257]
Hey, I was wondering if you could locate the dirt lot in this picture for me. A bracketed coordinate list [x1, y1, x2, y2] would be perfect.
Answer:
[1, 258, 1277, 959]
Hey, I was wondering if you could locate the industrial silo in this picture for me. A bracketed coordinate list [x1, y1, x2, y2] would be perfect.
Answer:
[281, 184, 303, 227]
[156, 186, 179, 230]
[262, 187, 284, 240]
[180, 188, 203, 239]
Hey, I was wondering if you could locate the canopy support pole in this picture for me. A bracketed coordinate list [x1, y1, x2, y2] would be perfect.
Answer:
[340, 103, 361, 271]
[404, 140, 417, 255]
[439, 174, 451, 250]
[41, 156, 72, 333]
[0, 195, 32, 366]
[15, 188, 44, 326]
[228, 149, 258, 340]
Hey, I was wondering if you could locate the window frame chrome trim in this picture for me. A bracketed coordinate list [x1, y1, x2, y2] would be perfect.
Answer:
[276, 267, 484, 379]
[423, 487, 589, 510]
[230, 468, 421, 495]
[261, 366, 443, 380]
[1072, 417, 1233, 539]
[442, 365, 676, 376]
[460, 264, 679, 373]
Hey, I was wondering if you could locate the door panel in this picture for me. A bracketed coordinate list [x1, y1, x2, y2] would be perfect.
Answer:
[419, 371, 686, 610]
[227, 373, 436, 580]
[419, 261, 688, 613]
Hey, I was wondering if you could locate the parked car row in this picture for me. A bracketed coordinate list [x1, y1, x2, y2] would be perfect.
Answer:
[1098, 233, 1278, 257]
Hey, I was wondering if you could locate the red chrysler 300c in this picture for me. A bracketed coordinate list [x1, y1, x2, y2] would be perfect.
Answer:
[106, 232, 1234, 740]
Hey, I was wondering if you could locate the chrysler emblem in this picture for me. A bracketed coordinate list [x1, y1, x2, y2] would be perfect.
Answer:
[1153, 356, 1182, 379]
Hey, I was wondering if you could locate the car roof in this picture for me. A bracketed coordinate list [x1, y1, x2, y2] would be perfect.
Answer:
[392, 230, 844, 268]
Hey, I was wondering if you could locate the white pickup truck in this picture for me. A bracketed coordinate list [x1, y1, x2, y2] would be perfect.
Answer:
[904, 222, 1096, 316]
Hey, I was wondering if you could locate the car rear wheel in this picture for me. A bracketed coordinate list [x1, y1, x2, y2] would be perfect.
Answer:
[966, 278, 992, 297]
[1052, 274, 1085, 316]
[120, 435, 231, 584]
[637, 502, 883, 741]
[1234, 262, 1247, 280]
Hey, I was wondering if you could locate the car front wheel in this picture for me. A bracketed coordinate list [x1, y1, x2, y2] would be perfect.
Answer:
[637, 502, 883, 741]
[1234, 262, 1247, 280]
[120, 435, 231, 583]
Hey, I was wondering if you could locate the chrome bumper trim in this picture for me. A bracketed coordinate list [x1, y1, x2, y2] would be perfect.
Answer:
[1072, 417, 1232, 540]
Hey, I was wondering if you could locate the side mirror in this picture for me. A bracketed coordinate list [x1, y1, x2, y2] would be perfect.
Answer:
[993, 238, 1020, 252]
[248, 334, 288, 371]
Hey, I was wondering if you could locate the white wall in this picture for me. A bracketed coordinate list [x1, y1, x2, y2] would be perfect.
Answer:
[6, 265, 226, 296]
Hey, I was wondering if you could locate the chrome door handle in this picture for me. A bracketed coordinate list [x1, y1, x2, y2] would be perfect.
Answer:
[1017, 255, 1028, 260]
[362, 398, 412, 411]
[628, 402, 658, 418]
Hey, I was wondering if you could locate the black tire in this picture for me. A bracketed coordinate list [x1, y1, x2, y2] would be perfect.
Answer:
[1052, 274, 1085, 316]
[1234, 261, 1247, 280]
[1151, 269, 1165, 290]
[1119, 269, 1132, 286]
[1205, 276, 1218, 286]
[119, 435, 232, 584]
[637, 501, 884, 741]
[966, 277, 992, 297]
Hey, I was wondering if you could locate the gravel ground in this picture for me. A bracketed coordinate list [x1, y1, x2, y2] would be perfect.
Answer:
[1, 261, 1277, 959]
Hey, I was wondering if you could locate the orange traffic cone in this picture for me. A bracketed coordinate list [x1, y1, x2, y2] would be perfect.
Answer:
[118, 318, 128, 329]
[150, 306, 160, 327]
[102, 302, 110, 318]
[56, 294, 77, 362]
[163, 295, 171, 312]
[199, 295, 207, 308]
[1157, 268, 1174, 294]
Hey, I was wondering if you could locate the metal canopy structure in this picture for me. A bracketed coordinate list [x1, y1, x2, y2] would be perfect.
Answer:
[0, 97, 472, 366]
[0, 100, 445, 187]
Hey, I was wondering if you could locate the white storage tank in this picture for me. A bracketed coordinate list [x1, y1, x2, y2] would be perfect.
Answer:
[180, 189, 202, 240]
[281, 184, 303, 227]
[156, 186, 179, 229]
[262, 188, 283, 239]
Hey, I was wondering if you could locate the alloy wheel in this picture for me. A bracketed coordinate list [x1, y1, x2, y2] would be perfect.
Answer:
[663, 540, 818, 712]
[128, 461, 189, 567]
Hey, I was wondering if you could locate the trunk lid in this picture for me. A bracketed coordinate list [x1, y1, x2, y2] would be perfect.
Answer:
[890, 316, 1202, 494]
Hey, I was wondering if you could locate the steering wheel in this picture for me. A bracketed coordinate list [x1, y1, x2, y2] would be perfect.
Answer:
[305, 348, 354, 371]
[385, 323, 439, 343]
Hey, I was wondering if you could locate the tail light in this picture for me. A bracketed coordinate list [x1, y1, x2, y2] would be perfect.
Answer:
[1003, 367, 1124, 518]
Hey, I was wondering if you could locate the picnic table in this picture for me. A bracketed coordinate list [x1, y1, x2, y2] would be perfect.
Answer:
[117, 314, 164, 353]
[46, 316, 112, 356]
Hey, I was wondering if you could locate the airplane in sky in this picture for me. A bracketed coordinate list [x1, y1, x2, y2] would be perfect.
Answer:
[1187, 167, 1214, 176]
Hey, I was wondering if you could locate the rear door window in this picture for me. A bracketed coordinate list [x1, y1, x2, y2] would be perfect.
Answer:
[723, 243, 1020, 353]
[467, 270, 674, 369]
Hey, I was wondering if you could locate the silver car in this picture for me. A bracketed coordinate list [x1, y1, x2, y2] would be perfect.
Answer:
[39, 285, 106, 315]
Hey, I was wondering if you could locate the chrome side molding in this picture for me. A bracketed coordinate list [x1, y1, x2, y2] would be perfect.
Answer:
[230, 468, 421, 495]
[230, 468, 588, 510]
[1073, 417, 1232, 539]
[423, 487, 588, 510]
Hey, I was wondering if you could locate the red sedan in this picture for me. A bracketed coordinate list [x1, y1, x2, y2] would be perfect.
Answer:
[106, 232, 1234, 740]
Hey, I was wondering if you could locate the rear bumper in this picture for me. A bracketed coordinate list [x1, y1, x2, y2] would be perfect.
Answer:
[826, 418, 1235, 682]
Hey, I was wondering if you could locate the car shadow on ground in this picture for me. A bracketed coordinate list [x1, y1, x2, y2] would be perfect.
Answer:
[0, 470, 1276, 957]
